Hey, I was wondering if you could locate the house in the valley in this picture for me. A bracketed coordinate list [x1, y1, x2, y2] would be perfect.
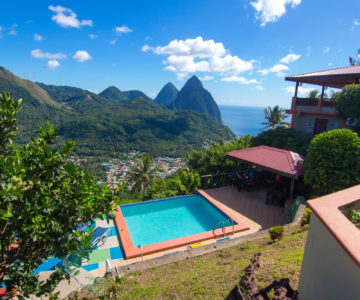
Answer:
[285, 65, 360, 136]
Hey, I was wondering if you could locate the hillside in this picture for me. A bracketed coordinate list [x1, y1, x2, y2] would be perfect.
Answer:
[98, 86, 129, 103]
[70, 226, 307, 299]
[58, 98, 234, 156]
[155, 82, 179, 107]
[0, 67, 235, 156]
[169, 76, 222, 123]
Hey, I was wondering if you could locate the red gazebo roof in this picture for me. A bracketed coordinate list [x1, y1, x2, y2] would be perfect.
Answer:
[285, 65, 360, 89]
[227, 146, 305, 179]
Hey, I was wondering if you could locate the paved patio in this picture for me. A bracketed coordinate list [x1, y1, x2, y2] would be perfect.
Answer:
[202, 186, 289, 230]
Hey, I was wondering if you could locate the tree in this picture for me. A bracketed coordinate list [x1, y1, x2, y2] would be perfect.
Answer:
[261, 105, 290, 130]
[130, 155, 158, 195]
[335, 84, 360, 133]
[0, 93, 117, 297]
[308, 90, 319, 98]
[252, 127, 311, 156]
[187, 136, 251, 175]
[304, 129, 360, 195]
[349, 48, 360, 66]
[176, 171, 201, 195]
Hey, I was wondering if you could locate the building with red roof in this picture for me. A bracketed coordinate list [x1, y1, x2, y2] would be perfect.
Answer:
[285, 65, 360, 136]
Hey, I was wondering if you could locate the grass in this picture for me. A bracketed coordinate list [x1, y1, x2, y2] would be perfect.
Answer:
[68, 225, 308, 299]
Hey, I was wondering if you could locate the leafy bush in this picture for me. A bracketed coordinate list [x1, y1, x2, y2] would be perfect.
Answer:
[304, 129, 360, 195]
[349, 209, 360, 229]
[335, 84, 360, 133]
[252, 127, 311, 156]
[187, 136, 251, 175]
[176, 171, 201, 195]
[300, 208, 311, 227]
[269, 225, 285, 241]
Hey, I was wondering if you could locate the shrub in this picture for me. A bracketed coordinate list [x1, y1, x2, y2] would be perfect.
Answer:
[349, 209, 360, 229]
[300, 208, 312, 227]
[304, 129, 360, 195]
[269, 225, 285, 241]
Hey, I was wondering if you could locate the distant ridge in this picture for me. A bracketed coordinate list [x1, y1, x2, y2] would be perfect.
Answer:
[155, 82, 179, 107]
[169, 75, 222, 123]
[99, 86, 152, 102]
[0, 67, 234, 156]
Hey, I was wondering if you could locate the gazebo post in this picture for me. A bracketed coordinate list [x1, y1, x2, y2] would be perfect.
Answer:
[290, 178, 295, 200]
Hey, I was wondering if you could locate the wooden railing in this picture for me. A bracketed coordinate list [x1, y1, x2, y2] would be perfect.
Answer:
[200, 172, 234, 189]
[295, 97, 337, 107]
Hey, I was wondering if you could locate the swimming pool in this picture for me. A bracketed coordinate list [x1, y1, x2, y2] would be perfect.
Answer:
[115, 190, 250, 258]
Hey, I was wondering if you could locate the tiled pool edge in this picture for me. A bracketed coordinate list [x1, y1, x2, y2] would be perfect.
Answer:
[111, 204, 305, 277]
[115, 190, 250, 259]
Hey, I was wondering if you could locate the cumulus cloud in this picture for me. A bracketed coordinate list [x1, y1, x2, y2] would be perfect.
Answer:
[72, 50, 92, 62]
[115, 25, 132, 34]
[48, 5, 93, 28]
[259, 64, 288, 77]
[34, 34, 43, 41]
[280, 53, 300, 64]
[46, 60, 60, 70]
[88, 34, 98, 39]
[323, 47, 330, 53]
[31, 49, 66, 59]
[283, 86, 314, 96]
[200, 75, 214, 81]
[221, 76, 258, 84]
[250, 0, 301, 27]
[142, 36, 255, 79]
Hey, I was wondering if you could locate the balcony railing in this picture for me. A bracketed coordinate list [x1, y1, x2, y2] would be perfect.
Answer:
[295, 97, 337, 108]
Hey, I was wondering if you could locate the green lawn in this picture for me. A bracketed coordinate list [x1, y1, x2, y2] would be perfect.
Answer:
[69, 226, 308, 299]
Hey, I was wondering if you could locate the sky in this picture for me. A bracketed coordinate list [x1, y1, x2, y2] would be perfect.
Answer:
[0, 0, 359, 108]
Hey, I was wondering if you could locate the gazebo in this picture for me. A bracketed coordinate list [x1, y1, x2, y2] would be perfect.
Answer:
[227, 146, 306, 199]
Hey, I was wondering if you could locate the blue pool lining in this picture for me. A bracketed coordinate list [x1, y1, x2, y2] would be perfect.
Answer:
[120, 193, 238, 226]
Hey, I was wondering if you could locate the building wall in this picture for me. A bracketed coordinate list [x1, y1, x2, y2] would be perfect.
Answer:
[292, 114, 343, 135]
[298, 214, 360, 300]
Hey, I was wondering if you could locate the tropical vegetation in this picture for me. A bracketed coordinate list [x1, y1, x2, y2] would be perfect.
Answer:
[261, 105, 290, 130]
[0, 93, 117, 298]
[304, 128, 360, 195]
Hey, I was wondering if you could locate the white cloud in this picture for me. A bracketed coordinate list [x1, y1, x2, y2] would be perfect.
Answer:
[352, 19, 360, 30]
[254, 85, 264, 90]
[46, 60, 60, 70]
[200, 75, 214, 81]
[8, 24, 18, 36]
[31, 49, 67, 59]
[48, 5, 93, 28]
[323, 47, 330, 53]
[283, 86, 313, 96]
[34, 34, 43, 41]
[221, 75, 258, 84]
[110, 38, 117, 45]
[306, 46, 312, 56]
[72, 50, 92, 62]
[250, 0, 301, 27]
[115, 25, 132, 34]
[280, 53, 300, 64]
[142, 36, 255, 79]
[88, 34, 98, 39]
[259, 63, 288, 77]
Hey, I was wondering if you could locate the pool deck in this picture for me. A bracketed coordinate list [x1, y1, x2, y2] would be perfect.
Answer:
[39, 186, 289, 296]
[109, 186, 288, 270]
[115, 190, 251, 259]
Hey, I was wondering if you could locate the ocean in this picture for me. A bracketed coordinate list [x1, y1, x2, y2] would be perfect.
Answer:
[219, 105, 266, 137]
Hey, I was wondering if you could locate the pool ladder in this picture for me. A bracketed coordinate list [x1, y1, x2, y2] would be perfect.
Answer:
[213, 219, 235, 237]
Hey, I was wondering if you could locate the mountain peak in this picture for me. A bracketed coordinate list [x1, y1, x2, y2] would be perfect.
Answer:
[155, 82, 179, 106]
[169, 76, 222, 123]
[185, 75, 203, 89]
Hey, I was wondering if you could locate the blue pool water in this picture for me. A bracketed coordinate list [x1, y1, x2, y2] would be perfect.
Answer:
[121, 194, 235, 246]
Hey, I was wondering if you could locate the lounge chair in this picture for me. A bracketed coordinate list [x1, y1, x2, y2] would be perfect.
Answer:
[90, 227, 112, 246]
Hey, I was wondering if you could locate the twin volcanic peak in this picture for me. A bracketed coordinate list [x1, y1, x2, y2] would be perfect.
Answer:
[157, 76, 222, 124]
